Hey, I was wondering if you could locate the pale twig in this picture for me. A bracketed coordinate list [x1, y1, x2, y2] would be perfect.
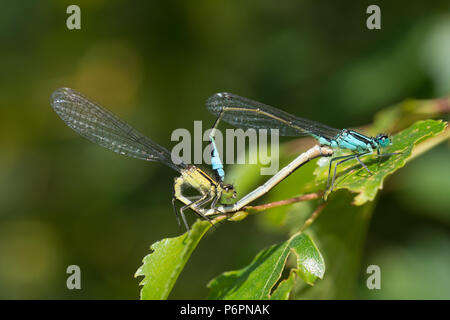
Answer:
[200, 145, 333, 216]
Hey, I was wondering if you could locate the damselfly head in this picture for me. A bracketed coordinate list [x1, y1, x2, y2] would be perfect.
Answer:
[222, 183, 237, 200]
[375, 133, 391, 147]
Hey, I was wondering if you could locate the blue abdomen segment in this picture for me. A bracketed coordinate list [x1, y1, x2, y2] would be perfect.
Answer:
[317, 136, 331, 146]
[316, 136, 340, 148]
[210, 136, 225, 181]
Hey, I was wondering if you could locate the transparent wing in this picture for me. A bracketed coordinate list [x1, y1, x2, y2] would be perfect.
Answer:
[50, 87, 187, 172]
[206, 92, 341, 140]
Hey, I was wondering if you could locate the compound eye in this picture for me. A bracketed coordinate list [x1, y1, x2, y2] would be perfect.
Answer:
[379, 135, 391, 147]
[223, 184, 234, 192]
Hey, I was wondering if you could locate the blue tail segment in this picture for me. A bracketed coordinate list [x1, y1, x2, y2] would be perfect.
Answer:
[210, 135, 225, 182]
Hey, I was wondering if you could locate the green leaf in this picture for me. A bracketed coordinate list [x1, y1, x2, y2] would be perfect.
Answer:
[207, 232, 324, 300]
[371, 96, 449, 134]
[292, 191, 376, 299]
[270, 272, 296, 300]
[135, 220, 211, 299]
[314, 119, 448, 205]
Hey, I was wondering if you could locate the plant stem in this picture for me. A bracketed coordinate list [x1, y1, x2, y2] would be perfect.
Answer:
[299, 202, 326, 232]
[245, 192, 322, 213]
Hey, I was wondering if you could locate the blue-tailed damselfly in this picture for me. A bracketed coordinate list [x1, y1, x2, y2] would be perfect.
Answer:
[206, 92, 398, 195]
[50, 88, 236, 231]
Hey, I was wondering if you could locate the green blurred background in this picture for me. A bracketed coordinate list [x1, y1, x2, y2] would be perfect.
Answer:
[0, 0, 449, 299]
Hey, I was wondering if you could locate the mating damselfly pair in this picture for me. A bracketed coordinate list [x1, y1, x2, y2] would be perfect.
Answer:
[50, 88, 396, 231]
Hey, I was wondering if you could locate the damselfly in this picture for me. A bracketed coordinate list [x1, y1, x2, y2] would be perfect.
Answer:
[50, 88, 236, 231]
[207, 92, 398, 194]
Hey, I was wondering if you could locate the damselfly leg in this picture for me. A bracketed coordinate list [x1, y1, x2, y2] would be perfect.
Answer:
[327, 152, 372, 193]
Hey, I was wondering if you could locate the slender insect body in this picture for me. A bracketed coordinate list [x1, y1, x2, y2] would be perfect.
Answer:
[50, 87, 236, 232]
[206, 92, 398, 196]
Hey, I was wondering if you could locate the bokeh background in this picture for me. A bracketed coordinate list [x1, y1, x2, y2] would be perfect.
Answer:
[0, 0, 449, 299]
